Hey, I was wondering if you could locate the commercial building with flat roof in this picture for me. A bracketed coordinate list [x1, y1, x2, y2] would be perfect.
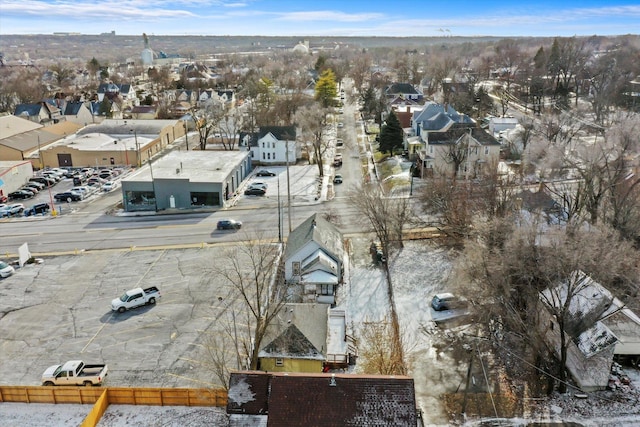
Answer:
[121, 150, 251, 212]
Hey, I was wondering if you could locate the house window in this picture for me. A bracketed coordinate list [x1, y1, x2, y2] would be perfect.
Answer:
[267, 153, 271, 160]
[320, 284, 333, 295]
[275, 358, 284, 367]
[292, 262, 300, 275]
[429, 146, 433, 154]
[485, 146, 489, 155]
[262, 152, 266, 160]
[262, 142, 265, 148]
[272, 142, 275, 149]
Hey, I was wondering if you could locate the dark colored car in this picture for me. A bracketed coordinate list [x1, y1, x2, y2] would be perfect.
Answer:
[256, 170, 276, 177]
[54, 192, 83, 202]
[9, 190, 34, 200]
[25, 203, 51, 216]
[73, 176, 87, 186]
[216, 219, 242, 230]
[244, 187, 266, 196]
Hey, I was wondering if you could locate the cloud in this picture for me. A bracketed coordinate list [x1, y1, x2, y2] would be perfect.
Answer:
[276, 10, 384, 23]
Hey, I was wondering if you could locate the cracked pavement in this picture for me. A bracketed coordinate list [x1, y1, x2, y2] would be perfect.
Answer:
[0, 248, 241, 388]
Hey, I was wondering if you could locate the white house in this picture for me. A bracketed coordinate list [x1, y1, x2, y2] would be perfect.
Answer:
[284, 213, 344, 305]
[245, 126, 299, 165]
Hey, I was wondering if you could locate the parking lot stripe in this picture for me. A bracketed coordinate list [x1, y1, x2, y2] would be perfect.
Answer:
[81, 313, 113, 353]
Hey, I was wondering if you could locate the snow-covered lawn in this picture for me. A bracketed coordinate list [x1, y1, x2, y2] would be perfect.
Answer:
[338, 237, 465, 425]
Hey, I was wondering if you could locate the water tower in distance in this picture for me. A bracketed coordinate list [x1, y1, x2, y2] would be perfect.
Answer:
[141, 33, 154, 66]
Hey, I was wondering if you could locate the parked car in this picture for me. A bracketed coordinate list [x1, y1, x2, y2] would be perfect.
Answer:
[337, 122, 344, 128]
[41, 172, 62, 182]
[1, 203, 25, 217]
[73, 176, 88, 186]
[431, 293, 459, 311]
[111, 286, 161, 313]
[24, 181, 45, 190]
[333, 158, 343, 167]
[9, 190, 33, 200]
[30, 177, 56, 187]
[256, 169, 276, 177]
[41, 360, 108, 387]
[25, 203, 51, 216]
[0, 261, 15, 278]
[333, 174, 343, 184]
[53, 191, 83, 202]
[102, 181, 118, 192]
[217, 219, 242, 230]
[250, 181, 268, 190]
[98, 171, 114, 180]
[88, 177, 106, 186]
[336, 139, 344, 147]
[20, 186, 38, 194]
[244, 187, 266, 196]
[70, 186, 94, 196]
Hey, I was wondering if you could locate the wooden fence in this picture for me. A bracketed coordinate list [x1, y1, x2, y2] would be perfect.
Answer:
[0, 386, 227, 427]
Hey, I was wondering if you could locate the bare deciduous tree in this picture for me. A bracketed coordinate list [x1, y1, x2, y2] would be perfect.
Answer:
[294, 103, 329, 176]
[210, 236, 287, 370]
[455, 220, 639, 394]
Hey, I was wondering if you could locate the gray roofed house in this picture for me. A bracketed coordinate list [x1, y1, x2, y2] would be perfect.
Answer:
[538, 271, 638, 391]
[285, 213, 344, 304]
[416, 122, 501, 179]
[385, 82, 422, 101]
[258, 303, 329, 372]
[227, 371, 418, 427]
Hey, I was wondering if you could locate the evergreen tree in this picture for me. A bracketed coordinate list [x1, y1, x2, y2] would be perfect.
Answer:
[379, 110, 403, 155]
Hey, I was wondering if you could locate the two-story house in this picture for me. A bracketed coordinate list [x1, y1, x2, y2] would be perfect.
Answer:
[14, 102, 63, 126]
[284, 213, 344, 305]
[247, 126, 299, 165]
[416, 123, 501, 179]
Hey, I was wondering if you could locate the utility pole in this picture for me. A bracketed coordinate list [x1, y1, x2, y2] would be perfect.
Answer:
[285, 138, 292, 232]
[277, 176, 282, 243]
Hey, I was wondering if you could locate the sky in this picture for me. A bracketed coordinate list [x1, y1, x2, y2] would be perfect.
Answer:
[0, 0, 638, 37]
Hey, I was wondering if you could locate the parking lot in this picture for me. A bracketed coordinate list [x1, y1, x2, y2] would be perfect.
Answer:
[0, 248, 241, 388]
[1, 167, 128, 218]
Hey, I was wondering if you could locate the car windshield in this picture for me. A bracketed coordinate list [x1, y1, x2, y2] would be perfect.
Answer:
[0, 261, 9, 269]
[119, 293, 129, 302]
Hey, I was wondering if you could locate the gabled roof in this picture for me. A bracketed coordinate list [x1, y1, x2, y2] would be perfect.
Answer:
[421, 111, 455, 131]
[228, 371, 418, 427]
[301, 248, 338, 274]
[285, 213, 343, 263]
[427, 123, 500, 146]
[259, 303, 328, 360]
[386, 82, 419, 95]
[63, 101, 86, 116]
[259, 324, 324, 360]
[258, 125, 296, 141]
[540, 271, 618, 357]
[14, 103, 44, 117]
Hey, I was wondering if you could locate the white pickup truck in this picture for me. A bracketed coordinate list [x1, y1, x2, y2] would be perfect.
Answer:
[111, 286, 161, 313]
[41, 360, 108, 386]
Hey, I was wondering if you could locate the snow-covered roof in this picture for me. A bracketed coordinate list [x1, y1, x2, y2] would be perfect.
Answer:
[301, 269, 338, 284]
[259, 303, 328, 360]
[540, 271, 619, 357]
[301, 248, 338, 274]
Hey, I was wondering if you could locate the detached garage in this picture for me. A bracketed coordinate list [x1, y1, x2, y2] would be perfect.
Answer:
[121, 150, 251, 212]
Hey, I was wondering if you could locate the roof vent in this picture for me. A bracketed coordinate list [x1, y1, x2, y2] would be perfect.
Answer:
[329, 374, 336, 387]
